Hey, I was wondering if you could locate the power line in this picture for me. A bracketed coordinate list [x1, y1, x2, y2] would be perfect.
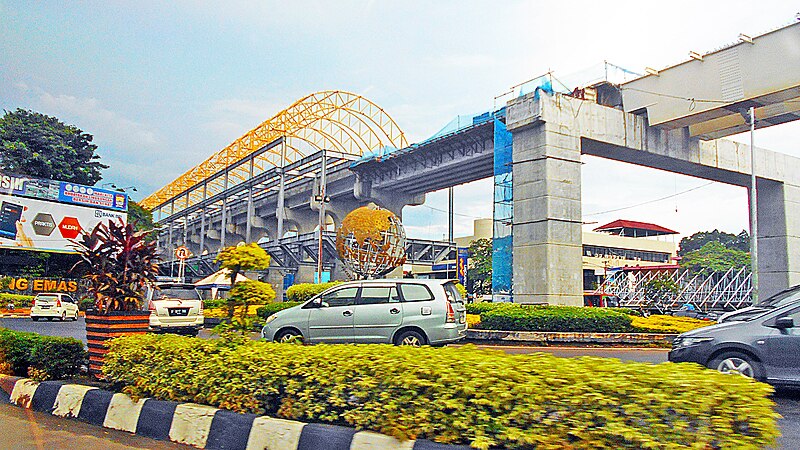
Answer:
[584, 181, 715, 217]
[415, 203, 488, 220]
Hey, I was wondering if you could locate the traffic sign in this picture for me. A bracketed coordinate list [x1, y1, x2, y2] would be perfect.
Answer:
[175, 246, 191, 260]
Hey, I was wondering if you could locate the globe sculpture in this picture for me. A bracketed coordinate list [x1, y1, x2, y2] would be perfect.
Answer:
[336, 205, 407, 279]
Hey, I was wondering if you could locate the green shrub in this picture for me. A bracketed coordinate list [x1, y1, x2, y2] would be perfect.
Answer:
[104, 334, 779, 449]
[256, 302, 301, 320]
[78, 297, 95, 311]
[0, 293, 35, 308]
[285, 282, 341, 302]
[203, 298, 227, 310]
[465, 302, 509, 315]
[630, 315, 712, 334]
[0, 328, 85, 381]
[480, 304, 632, 332]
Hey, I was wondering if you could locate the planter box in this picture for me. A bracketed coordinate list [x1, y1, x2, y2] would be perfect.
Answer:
[85, 311, 151, 377]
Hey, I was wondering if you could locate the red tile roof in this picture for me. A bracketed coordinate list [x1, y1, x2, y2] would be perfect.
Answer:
[593, 220, 678, 236]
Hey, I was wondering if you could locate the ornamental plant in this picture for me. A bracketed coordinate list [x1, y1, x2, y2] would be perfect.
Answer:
[104, 334, 780, 449]
[227, 280, 276, 322]
[70, 219, 159, 313]
[215, 243, 270, 318]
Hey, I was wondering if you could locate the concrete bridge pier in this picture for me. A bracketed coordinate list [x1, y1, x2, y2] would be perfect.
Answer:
[354, 175, 426, 219]
[757, 180, 800, 293]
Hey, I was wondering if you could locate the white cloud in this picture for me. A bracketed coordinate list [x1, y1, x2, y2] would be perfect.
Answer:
[37, 92, 162, 152]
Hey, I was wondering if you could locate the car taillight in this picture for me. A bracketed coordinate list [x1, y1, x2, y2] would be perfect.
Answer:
[32, 298, 36, 307]
[148, 301, 156, 311]
[446, 301, 456, 323]
[56, 299, 62, 307]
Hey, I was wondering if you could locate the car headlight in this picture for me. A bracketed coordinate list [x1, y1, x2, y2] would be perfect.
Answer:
[264, 314, 277, 325]
[673, 337, 713, 349]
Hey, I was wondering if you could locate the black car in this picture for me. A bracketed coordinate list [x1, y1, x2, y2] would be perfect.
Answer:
[669, 299, 800, 385]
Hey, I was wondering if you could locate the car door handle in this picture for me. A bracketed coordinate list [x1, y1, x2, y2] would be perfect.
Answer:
[342, 310, 353, 317]
[389, 308, 400, 314]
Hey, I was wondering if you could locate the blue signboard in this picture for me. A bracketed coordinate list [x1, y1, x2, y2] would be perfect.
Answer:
[0, 172, 127, 212]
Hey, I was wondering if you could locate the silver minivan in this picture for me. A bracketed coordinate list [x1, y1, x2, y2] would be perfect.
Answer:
[261, 279, 468, 346]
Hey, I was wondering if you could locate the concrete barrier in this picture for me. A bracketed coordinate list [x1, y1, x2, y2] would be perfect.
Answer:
[0, 375, 469, 450]
[466, 329, 677, 346]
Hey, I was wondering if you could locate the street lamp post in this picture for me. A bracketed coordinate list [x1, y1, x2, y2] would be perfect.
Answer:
[317, 148, 328, 283]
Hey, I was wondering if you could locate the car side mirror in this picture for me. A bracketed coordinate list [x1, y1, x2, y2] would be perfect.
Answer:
[775, 317, 794, 329]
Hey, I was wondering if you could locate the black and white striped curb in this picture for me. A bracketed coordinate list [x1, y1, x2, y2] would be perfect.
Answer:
[0, 375, 468, 450]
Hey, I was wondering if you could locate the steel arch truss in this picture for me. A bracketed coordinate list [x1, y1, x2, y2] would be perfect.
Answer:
[142, 90, 407, 210]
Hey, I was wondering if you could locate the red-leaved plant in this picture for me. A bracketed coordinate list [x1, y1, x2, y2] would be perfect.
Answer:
[70, 219, 159, 314]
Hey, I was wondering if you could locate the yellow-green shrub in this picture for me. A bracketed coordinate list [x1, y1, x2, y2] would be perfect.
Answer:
[285, 282, 342, 302]
[104, 334, 778, 449]
[630, 315, 713, 334]
[0, 293, 35, 308]
[466, 313, 481, 328]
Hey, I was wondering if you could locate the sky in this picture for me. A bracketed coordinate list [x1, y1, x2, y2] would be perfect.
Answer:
[1, 1, 799, 243]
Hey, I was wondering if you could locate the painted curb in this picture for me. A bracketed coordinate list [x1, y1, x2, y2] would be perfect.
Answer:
[466, 329, 677, 345]
[0, 375, 469, 450]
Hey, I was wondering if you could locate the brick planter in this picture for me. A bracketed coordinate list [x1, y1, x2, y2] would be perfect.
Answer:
[85, 311, 151, 377]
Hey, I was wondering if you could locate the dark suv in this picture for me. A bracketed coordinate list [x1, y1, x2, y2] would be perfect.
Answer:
[669, 299, 800, 385]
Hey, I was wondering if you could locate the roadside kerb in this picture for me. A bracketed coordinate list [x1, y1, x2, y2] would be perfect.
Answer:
[0, 374, 469, 450]
[466, 329, 677, 346]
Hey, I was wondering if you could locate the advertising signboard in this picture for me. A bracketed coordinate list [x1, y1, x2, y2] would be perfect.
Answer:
[0, 172, 128, 252]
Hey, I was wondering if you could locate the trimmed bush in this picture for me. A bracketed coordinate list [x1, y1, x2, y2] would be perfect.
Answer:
[0, 293, 35, 308]
[466, 313, 481, 329]
[630, 315, 712, 334]
[104, 334, 778, 449]
[285, 282, 341, 302]
[203, 298, 227, 310]
[480, 304, 632, 332]
[256, 302, 301, 320]
[465, 302, 507, 315]
[0, 328, 85, 381]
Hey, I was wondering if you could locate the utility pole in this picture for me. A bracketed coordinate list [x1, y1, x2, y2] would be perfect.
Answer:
[749, 106, 759, 304]
[316, 148, 328, 283]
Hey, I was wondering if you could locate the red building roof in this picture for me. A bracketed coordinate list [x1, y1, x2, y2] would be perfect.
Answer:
[593, 220, 678, 237]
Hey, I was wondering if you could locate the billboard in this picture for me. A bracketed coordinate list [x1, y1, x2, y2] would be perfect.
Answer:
[0, 172, 127, 252]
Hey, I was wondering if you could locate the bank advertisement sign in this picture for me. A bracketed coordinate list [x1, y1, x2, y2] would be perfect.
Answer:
[0, 172, 127, 212]
[0, 187, 127, 252]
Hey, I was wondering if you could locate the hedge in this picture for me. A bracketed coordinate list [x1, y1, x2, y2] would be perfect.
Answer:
[0, 293, 35, 308]
[256, 302, 301, 320]
[0, 328, 85, 381]
[630, 315, 712, 334]
[285, 282, 342, 302]
[104, 334, 778, 449]
[480, 304, 632, 333]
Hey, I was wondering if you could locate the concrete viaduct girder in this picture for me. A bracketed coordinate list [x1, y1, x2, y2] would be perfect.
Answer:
[507, 92, 800, 305]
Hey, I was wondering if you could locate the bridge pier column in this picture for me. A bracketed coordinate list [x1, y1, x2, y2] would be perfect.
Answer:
[506, 95, 583, 306]
[354, 176, 425, 219]
[757, 180, 800, 298]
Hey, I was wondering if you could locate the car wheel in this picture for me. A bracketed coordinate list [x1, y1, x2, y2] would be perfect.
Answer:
[709, 352, 763, 379]
[31, 317, 39, 322]
[395, 330, 426, 347]
[73, 311, 79, 321]
[275, 329, 303, 343]
[60, 312, 67, 321]
[47, 317, 53, 321]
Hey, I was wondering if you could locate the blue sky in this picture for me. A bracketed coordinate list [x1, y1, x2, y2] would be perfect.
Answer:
[2, 1, 799, 241]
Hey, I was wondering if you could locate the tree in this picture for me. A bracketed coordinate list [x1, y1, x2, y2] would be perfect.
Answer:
[467, 238, 492, 296]
[678, 229, 749, 256]
[214, 243, 271, 318]
[679, 241, 751, 276]
[127, 200, 156, 241]
[0, 109, 107, 185]
[228, 280, 276, 322]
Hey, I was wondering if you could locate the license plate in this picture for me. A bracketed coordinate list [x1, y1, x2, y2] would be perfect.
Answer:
[168, 308, 189, 317]
[41, 305, 51, 309]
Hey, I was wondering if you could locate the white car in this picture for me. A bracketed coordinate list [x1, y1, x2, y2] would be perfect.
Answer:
[144, 282, 204, 336]
[30, 293, 80, 321]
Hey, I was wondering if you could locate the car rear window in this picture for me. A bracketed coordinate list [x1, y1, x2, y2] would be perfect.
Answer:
[399, 284, 434, 302]
[36, 295, 59, 302]
[154, 288, 201, 300]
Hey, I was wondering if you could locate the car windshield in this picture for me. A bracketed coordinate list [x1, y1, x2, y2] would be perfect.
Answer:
[153, 288, 199, 300]
[760, 286, 800, 307]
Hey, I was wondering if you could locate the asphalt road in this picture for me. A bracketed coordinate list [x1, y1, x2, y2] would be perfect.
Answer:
[0, 402, 189, 450]
[1, 317, 798, 449]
